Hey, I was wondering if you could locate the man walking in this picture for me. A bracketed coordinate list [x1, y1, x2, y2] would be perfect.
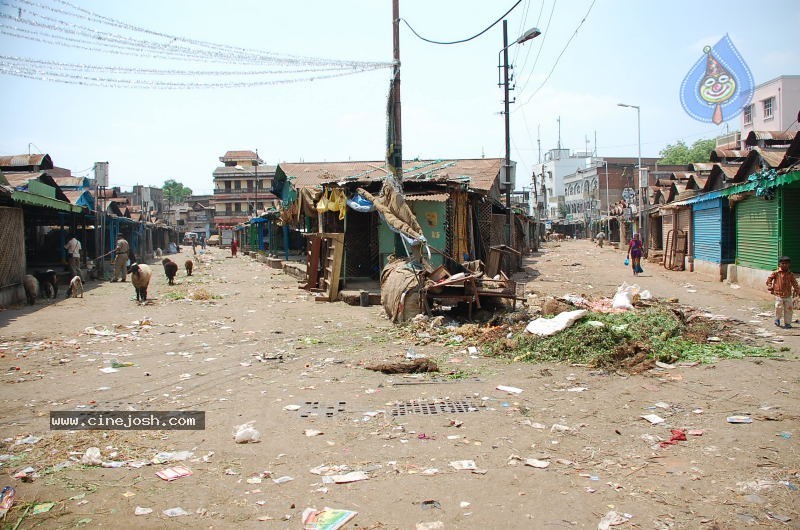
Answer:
[64, 233, 82, 278]
[112, 233, 129, 282]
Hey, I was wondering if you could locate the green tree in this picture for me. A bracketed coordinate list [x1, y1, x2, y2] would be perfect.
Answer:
[162, 179, 192, 204]
[658, 138, 716, 165]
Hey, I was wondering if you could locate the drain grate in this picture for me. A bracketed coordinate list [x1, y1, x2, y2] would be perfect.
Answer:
[299, 401, 347, 418]
[390, 398, 480, 417]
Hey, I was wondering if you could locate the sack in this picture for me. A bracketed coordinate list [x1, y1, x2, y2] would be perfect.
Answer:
[316, 191, 329, 213]
[327, 189, 341, 212]
[624, 259, 630, 266]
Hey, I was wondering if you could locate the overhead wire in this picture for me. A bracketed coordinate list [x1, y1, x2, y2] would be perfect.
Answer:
[0, 0, 393, 89]
[400, 0, 521, 45]
[515, 0, 596, 112]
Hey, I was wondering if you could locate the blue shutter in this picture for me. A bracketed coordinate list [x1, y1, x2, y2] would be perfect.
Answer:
[693, 199, 722, 263]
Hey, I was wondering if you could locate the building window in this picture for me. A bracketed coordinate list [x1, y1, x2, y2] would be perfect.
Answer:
[225, 181, 231, 191]
[743, 104, 752, 125]
[763, 97, 774, 119]
[234, 203, 241, 212]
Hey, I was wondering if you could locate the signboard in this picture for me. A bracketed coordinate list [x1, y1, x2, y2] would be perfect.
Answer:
[221, 229, 233, 246]
[622, 188, 636, 203]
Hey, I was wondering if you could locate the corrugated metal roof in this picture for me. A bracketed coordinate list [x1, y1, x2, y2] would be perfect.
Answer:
[690, 162, 716, 172]
[51, 176, 89, 188]
[671, 190, 724, 206]
[213, 165, 277, 177]
[0, 153, 50, 168]
[278, 158, 502, 192]
[746, 130, 795, 142]
[758, 148, 787, 168]
[721, 170, 800, 196]
[219, 151, 261, 163]
[405, 192, 450, 202]
[4, 172, 44, 187]
[710, 148, 748, 161]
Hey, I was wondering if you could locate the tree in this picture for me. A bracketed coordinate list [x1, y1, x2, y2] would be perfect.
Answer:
[162, 179, 192, 204]
[658, 138, 716, 165]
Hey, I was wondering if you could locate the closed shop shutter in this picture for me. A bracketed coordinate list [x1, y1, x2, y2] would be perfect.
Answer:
[693, 199, 722, 263]
[676, 208, 691, 233]
[736, 195, 778, 271]
[780, 185, 800, 267]
[661, 211, 674, 246]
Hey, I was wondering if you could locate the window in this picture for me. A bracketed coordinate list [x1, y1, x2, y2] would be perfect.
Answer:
[743, 104, 752, 125]
[234, 203, 241, 212]
[234, 180, 241, 189]
[763, 97, 774, 119]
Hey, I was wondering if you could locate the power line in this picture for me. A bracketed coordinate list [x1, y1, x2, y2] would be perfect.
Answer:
[400, 1, 521, 45]
[515, 0, 595, 112]
[0, 0, 393, 88]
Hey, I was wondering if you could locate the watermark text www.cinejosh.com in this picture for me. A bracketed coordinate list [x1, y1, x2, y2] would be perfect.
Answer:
[50, 411, 205, 430]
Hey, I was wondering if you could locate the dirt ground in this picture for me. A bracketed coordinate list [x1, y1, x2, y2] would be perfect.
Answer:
[0, 241, 798, 529]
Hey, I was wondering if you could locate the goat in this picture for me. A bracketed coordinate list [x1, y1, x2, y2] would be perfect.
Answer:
[34, 269, 58, 298]
[128, 263, 152, 302]
[23, 275, 39, 305]
[66, 275, 84, 298]
[162, 258, 178, 285]
[185, 260, 193, 276]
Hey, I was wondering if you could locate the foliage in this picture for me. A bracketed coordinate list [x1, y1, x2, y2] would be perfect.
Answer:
[162, 179, 193, 204]
[487, 307, 775, 366]
[658, 138, 716, 165]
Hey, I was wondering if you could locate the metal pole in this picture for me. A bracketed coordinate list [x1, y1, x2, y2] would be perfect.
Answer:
[636, 106, 643, 238]
[392, 0, 402, 185]
[503, 19, 512, 247]
[254, 148, 258, 217]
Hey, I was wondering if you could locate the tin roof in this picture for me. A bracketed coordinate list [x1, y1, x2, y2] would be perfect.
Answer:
[710, 148, 748, 162]
[0, 153, 53, 169]
[405, 192, 450, 202]
[219, 151, 262, 163]
[745, 130, 795, 145]
[277, 158, 503, 193]
[689, 162, 716, 173]
[213, 165, 277, 177]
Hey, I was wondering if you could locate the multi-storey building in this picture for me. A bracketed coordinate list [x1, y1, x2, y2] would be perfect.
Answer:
[212, 150, 277, 230]
[740, 75, 800, 146]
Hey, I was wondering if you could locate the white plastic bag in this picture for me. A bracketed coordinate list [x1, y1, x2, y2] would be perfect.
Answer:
[81, 446, 102, 465]
[525, 309, 588, 336]
[611, 282, 641, 311]
[233, 421, 261, 444]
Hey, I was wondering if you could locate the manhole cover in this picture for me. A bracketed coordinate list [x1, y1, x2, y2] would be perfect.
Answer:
[299, 401, 347, 418]
[390, 398, 480, 417]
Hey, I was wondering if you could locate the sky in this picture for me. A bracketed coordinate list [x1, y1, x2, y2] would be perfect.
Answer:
[1, 0, 798, 196]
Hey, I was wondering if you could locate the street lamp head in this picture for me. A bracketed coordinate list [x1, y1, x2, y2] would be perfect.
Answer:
[515, 27, 541, 44]
[617, 103, 639, 110]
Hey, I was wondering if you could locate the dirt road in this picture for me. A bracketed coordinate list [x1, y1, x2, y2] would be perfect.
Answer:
[0, 244, 797, 529]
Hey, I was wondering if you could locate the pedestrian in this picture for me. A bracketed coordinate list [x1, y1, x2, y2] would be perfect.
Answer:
[766, 256, 799, 329]
[595, 231, 606, 248]
[626, 233, 644, 276]
[191, 237, 197, 255]
[111, 233, 129, 282]
[230, 238, 239, 257]
[200, 235, 206, 249]
[64, 233, 82, 278]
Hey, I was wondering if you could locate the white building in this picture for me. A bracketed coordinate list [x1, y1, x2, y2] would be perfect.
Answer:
[740, 75, 800, 146]
[531, 149, 593, 220]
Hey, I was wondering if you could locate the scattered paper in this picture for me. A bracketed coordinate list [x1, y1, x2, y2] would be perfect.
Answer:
[641, 414, 665, 425]
[496, 385, 523, 395]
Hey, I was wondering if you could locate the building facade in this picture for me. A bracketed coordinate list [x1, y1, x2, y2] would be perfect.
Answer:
[741, 75, 800, 146]
[212, 150, 277, 230]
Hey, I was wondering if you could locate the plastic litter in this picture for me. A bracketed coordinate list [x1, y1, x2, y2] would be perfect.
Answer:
[449, 460, 477, 471]
[525, 309, 588, 336]
[598, 510, 632, 529]
[727, 415, 753, 424]
[134, 506, 153, 516]
[81, 447, 102, 465]
[31, 502, 55, 515]
[302, 507, 358, 529]
[163, 507, 190, 517]
[641, 414, 665, 425]
[0, 486, 15, 518]
[496, 385, 523, 394]
[156, 465, 193, 481]
[322, 471, 369, 484]
[233, 421, 261, 443]
[611, 283, 641, 311]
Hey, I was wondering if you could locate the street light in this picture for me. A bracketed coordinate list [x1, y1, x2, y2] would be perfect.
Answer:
[617, 103, 643, 239]
[501, 20, 541, 248]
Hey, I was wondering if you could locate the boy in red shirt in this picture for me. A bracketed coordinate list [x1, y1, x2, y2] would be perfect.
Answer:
[766, 256, 799, 329]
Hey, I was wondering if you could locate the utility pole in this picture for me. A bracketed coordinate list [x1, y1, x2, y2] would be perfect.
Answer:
[502, 19, 512, 247]
[390, 0, 402, 187]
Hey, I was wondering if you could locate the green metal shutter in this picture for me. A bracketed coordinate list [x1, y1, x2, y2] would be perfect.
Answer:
[780, 184, 800, 269]
[736, 196, 778, 271]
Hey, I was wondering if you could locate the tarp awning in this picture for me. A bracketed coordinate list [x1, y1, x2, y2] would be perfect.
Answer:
[721, 170, 800, 196]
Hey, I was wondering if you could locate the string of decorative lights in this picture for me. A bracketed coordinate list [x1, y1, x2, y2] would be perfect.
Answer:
[0, 0, 393, 88]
